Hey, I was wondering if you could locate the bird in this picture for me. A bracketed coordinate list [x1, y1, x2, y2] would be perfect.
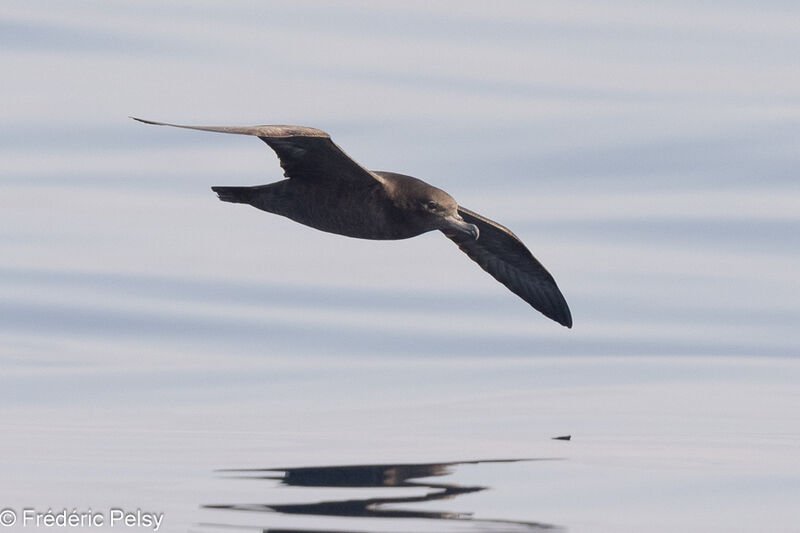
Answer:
[132, 117, 572, 327]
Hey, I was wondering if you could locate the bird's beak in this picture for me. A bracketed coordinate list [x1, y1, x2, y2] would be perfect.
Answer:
[443, 214, 480, 240]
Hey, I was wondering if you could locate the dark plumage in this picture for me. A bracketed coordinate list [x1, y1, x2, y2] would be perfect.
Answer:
[132, 117, 572, 327]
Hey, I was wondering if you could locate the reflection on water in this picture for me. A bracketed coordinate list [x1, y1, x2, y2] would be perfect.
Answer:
[201, 459, 560, 532]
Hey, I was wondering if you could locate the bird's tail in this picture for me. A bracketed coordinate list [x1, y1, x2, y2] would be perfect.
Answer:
[211, 186, 254, 204]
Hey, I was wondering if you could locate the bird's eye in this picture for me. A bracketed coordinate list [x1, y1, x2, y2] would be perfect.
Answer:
[426, 201, 439, 210]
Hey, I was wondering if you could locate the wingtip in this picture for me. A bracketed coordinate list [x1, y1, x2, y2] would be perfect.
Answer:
[545, 301, 572, 328]
[551, 315, 572, 328]
[130, 116, 159, 125]
[560, 309, 573, 328]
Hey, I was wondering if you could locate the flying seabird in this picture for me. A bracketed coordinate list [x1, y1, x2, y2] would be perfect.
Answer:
[132, 118, 572, 327]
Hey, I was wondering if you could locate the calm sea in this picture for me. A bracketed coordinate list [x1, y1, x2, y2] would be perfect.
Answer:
[1, 1, 799, 531]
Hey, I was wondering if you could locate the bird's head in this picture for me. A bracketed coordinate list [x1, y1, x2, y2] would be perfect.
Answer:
[414, 189, 479, 240]
[378, 172, 479, 240]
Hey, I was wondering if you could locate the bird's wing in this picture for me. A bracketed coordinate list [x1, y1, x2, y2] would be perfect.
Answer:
[130, 117, 383, 185]
[442, 206, 572, 327]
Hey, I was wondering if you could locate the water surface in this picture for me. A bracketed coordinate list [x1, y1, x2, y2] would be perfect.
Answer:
[1, 1, 799, 532]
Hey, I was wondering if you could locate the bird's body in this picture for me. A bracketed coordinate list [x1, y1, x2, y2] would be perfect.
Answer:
[132, 117, 573, 327]
[213, 172, 444, 241]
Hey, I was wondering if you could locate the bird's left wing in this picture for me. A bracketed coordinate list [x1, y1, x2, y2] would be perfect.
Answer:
[130, 117, 383, 186]
[443, 207, 572, 327]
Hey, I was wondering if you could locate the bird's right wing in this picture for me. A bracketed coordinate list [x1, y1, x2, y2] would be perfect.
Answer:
[443, 206, 572, 327]
[131, 117, 383, 186]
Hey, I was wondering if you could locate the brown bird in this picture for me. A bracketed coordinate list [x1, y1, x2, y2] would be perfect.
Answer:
[132, 117, 572, 327]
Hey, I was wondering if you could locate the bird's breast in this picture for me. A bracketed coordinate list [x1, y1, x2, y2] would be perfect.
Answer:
[255, 181, 425, 240]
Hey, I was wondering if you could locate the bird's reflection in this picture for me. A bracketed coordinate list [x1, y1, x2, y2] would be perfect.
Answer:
[200, 459, 560, 532]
